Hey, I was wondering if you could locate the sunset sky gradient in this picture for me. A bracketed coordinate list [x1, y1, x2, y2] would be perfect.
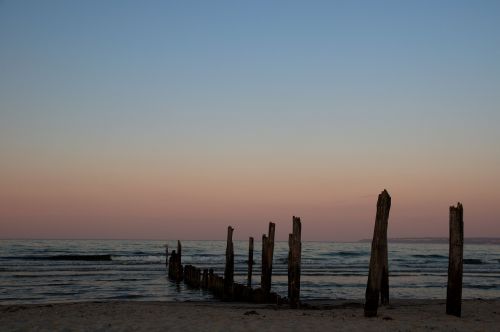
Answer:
[1, 0, 499, 241]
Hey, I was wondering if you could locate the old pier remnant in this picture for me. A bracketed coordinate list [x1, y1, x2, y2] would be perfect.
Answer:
[168, 240, 183, 281]
[224, 226, 234, 299]
[447, 202, 464, 317]
[184, 264, 201, 288]
[247, 237, 254, 287]
[288, 216, 302, 308]
[164, 244, 169, 268]
[261, 222, 276, 295]
[364, 189, 391, 317]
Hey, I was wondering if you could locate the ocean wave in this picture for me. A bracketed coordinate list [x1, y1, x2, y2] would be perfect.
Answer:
[1, 255, 112, 261]
[2, 240, 500, 303]
[467, 284, 498, 290]
[317, 251, 366, 257]
[411, 254, 447, 259]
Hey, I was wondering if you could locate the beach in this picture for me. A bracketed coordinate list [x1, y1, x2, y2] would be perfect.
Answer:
[1, 299, 499, 331]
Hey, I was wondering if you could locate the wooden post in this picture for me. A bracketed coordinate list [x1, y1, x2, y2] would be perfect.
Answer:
[167, 240, 183, 282]
[168, 250, 174, 278]
[165, 244, 169, 268]
[184, 265, 191, 285]
[177, 240, 182, 264]
[447, 202, 464, 317]
[208, 268, 214, 290]
[261, 234, 267, 290]
[224, 226, 234, 299]
[202, 269, 208, 289]
[288, 216, 302, 308]
[364, 189, 391, 317]
[196, 268, 201, 288]
[168, 249, 182, 281]
[261, 222, 275, 295]
[247, 237, 254, 287]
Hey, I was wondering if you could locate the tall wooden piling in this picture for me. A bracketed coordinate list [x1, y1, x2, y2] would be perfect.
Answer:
[364, 189, 391, 317]
[447, 202, 464, 317]
[288, 216, 302, 308]
[247, 237, 254, 287]
[167, 240, 183, 281]
[165, 244, 169, 268]
[224, 226, 234, 299]
[261, 222, 275, 295]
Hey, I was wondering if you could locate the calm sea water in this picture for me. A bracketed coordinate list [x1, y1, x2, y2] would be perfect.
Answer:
[1, 240, 499, 304]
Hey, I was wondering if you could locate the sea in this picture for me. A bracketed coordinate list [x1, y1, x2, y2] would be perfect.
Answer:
[1, 240, 499, 304]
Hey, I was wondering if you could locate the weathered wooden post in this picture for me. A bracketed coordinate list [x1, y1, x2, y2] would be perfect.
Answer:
[196, 267, 201, 288]
[247, 237, 254, 287]
[261, 222, 275, 295]
[202, 269, 209, 289]
[165, 244, 169, 268]
[184, 265, 191, 285]
[364, 189, 391, 317]
[168, 251, 174, 278]
[208, 268, 214, 290]
[224, 226, 234, 299]
[177, 240, 182, 263]
[288, 216, 302, 308]
[168, 240, 183, 281]
[447, 202, 464, 317]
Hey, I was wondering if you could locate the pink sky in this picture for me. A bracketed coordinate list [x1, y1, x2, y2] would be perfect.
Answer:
[1, 1, 499, 241]
[1, 148, 499, 241]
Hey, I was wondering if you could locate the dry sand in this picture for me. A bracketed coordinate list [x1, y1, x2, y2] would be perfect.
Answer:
[1, 299, 499, 331]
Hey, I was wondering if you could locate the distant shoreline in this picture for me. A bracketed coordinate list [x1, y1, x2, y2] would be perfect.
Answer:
[358, 237, 500, 245]
[2, 237, 500, 244]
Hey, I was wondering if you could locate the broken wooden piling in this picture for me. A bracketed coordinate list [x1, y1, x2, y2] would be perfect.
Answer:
[261, 222, 275, 295]
[168, 240, 183, 281]
[165, 244, 169, 268]
[247, 237, 254, 287]
[447, 202, 464, 317]
[168, 251, 180, 281]
[184, 266, 201, 288]
[364, 189, 391, 317]
[208, 268, 214, 290]
[224, 226, 234, 299]
[288, 216, 302, 308]
[201, 268, 208, 289]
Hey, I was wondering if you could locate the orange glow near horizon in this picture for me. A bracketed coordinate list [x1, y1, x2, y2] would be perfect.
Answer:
[1, 151, 499, 241]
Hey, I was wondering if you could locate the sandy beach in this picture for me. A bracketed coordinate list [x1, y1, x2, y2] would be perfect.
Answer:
[1, 299, 499, 331]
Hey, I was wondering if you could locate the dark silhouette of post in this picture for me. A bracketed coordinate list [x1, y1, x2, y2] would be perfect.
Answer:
[288, 216, 302, 308]
[247, 237, 254, 287]
[165, 244, 169, 268]
[447, 203, 464, 317]
[177, 240, 182, 264]
[168, 240, 183, 281]
[202, 268, 209, 289]
[261, 222, 275, 295]
[224, 226, 234, 299]
[365, 189, 391, 317]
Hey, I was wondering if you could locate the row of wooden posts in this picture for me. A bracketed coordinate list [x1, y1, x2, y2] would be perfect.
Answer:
[166, 189, 465, 318]
[167, 222, 288, 304]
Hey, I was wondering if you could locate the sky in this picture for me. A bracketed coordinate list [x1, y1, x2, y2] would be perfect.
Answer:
[1, 0, 499, 241]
